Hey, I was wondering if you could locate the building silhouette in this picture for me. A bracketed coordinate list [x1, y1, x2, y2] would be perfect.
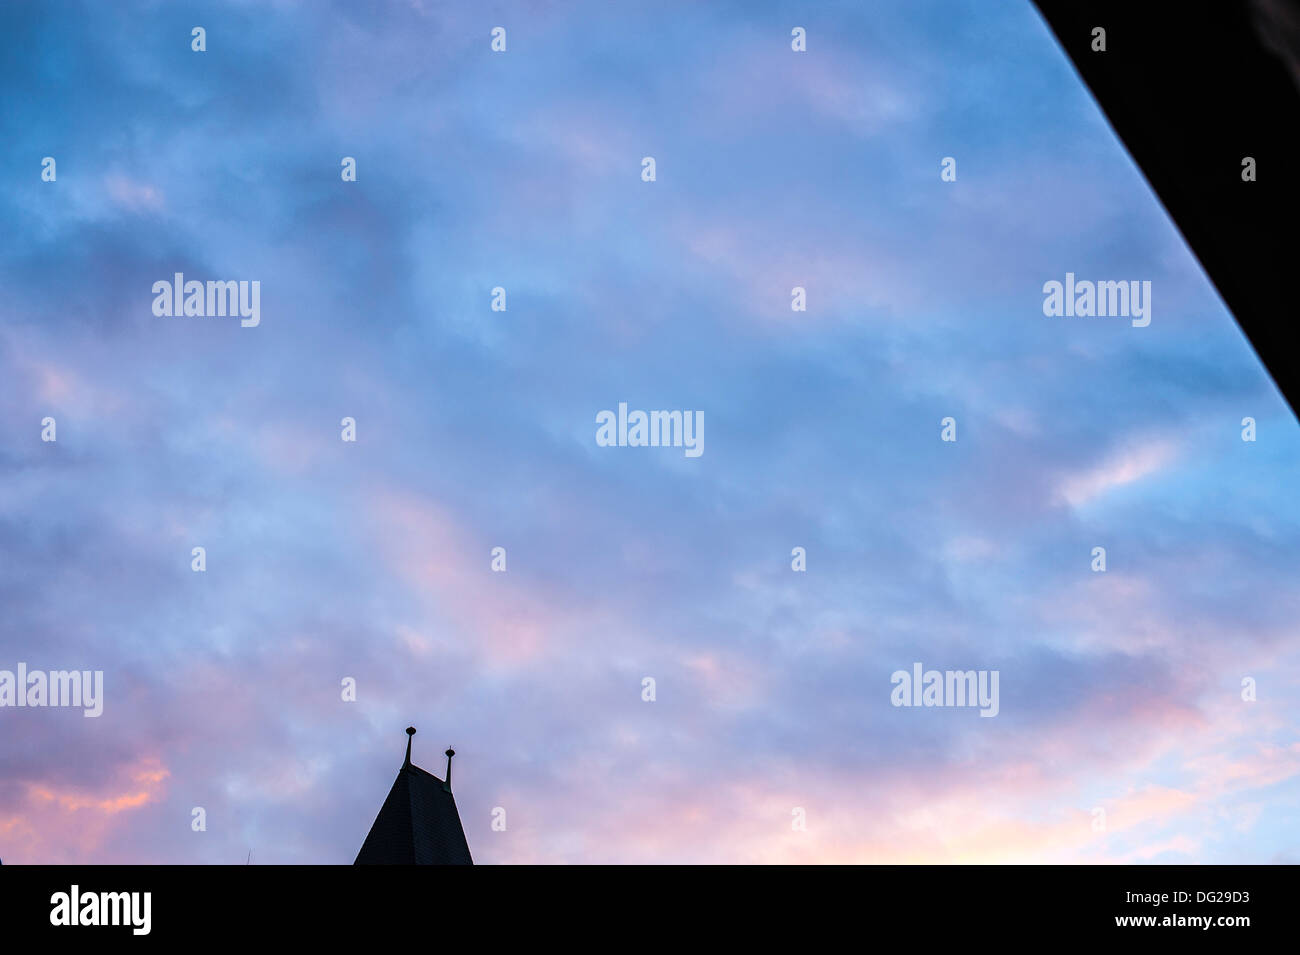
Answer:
[354, 727, 473, 865]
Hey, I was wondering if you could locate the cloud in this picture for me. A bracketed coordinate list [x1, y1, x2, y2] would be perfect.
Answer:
[104, 174, 165, 214]
[0, 0, 1296, 866]
[1056, 436, 1179, 508]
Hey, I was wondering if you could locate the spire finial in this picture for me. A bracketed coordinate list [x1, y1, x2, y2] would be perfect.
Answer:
[444, 747, 455, 792]
[404, 726, 416, 766]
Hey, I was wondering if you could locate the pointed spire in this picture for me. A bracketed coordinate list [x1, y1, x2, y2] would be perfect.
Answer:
[356, 735, 473, 865]
[443, 747, 455, 792]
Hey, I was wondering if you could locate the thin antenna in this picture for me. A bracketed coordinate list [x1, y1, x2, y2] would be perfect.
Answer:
[444, 748, 455, 792]
[405, 726, 417, 766]
[246, 849, 252, 865]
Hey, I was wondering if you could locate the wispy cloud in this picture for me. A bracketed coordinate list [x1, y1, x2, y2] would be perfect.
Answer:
[0, 0, 1296, 865]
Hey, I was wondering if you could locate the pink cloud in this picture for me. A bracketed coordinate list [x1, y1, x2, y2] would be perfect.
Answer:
[366, 489, 584, 666]
[0, 757, 170, 863]
[1056, 436, 1179, 508]
[104, 174, 165, 213]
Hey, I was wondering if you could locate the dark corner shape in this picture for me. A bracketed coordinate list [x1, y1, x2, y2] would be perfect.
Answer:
[1033, 0, 1300, 418]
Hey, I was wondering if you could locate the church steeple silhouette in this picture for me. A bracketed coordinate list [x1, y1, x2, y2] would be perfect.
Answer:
[354, 727, 473, 865]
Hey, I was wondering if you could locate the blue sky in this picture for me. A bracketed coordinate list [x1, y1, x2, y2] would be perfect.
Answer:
[1, 0, 1297, 863]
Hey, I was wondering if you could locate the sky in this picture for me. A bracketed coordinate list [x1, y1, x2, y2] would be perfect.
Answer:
[1, 0, 1298, 865]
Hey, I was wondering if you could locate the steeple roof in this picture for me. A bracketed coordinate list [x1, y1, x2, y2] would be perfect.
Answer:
[354, 727, 473, 865]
